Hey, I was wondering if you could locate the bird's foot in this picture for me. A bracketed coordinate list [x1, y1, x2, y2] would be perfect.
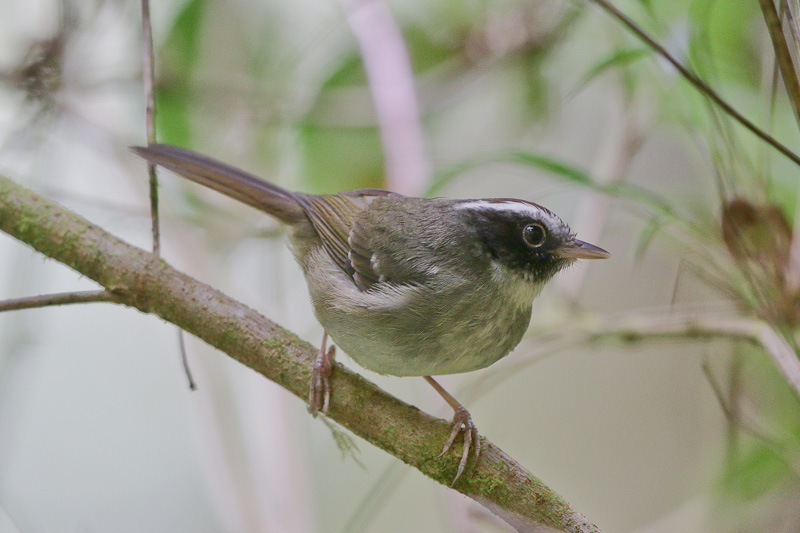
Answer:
[308, 333, 335, 416]
[439, 405, 481, 486]
[424, 376, 481, 485]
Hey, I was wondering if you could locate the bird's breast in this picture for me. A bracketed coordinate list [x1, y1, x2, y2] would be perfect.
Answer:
[302, 248, 539, 376]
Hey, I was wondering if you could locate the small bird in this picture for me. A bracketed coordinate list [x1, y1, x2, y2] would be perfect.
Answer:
[132, 144, 610, 484]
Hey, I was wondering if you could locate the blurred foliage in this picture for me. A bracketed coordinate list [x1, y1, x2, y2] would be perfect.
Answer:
[4, 0, 800, 529]
[156, 0, 207, 147]
[148, 0, 800, 526]
[153, 0, 582, 193]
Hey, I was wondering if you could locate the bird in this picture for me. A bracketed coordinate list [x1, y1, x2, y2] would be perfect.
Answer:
[131, 143, 610, 484]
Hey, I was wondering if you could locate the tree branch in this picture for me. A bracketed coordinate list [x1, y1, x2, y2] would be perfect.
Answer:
[585, 313, 800, 398]
[0, 290, 120, 312]
[0, 174, 599, 533]
[466, 309, 800, 409]
[139, 0, 161, 255]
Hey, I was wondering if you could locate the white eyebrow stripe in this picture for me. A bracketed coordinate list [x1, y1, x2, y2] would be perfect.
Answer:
[457, 200, 563, 226]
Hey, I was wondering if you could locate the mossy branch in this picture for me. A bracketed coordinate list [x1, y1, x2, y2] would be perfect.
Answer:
[0, 174, 599, 533]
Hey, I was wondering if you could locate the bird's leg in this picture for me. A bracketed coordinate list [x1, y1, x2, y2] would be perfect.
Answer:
[423, 376, 481, 485]
[308, 331, 336, 416]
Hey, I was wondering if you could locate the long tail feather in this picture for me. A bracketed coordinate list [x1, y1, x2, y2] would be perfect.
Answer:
[131, 144, 306, 223]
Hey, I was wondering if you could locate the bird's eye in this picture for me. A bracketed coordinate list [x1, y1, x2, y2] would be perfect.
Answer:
[522, 223, 547, 248]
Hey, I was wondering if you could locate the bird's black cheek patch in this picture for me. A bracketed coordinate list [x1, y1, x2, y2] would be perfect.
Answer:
[472, 212, 569, 281]
[500, 242, 565, 280]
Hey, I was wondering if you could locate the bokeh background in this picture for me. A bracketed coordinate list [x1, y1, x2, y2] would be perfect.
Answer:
[1, 0, 800, 531]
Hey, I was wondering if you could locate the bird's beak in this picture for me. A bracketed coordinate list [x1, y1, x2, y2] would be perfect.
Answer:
[558, 239, 611, 260]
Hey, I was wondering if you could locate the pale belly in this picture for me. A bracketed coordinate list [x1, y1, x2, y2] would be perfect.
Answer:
[305, 251, 537, 376]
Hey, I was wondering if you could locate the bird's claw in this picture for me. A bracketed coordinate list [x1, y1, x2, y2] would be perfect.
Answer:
[308, 343, 335, 417]
[439, 406, 481, 486]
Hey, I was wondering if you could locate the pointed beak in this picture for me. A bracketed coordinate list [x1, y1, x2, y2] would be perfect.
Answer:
[558, 239, 611, 260]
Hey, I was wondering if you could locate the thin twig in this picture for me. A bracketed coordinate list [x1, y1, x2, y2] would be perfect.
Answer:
[595, 313, 800, 400]
[0, 290, 120, 312]
[588, 0, 800, 168]
[775, 0, 800, 292]
[755, 324, 800, 396]
[177, 328, 197, 390]
[703, 362, 778, 446]
[703, 362, 800, 478]
[335, 0, 429, 194]
[141, 0, 194, 397]
[759, 0, 800, 127]
[759, 1, 800, 290]
[464, 309, 800, 406]
[784, 0, 800, 51]
[140, 0, 160, 255]
[577, 311, 800, 398]
[0, 174, 599, 533]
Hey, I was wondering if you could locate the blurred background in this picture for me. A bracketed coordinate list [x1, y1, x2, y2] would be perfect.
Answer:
[1, 0, 800, 531]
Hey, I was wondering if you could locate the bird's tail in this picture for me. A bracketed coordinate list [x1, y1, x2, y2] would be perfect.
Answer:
[131, 144, 306, 224]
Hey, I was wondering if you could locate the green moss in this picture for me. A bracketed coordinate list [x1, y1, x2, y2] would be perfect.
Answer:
[468, 474, 505, 495]
[260, 336, 287, 352]
[219, 327, 239, 348]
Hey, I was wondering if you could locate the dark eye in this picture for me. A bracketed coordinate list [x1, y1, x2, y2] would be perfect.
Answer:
[522, 223, 547, 247]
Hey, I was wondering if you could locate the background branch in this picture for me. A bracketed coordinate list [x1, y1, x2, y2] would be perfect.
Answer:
[335, 0, 430, 194]
[140, 0, 160, 255]
[588, 0, 800, 168]
[759, 0, 800, 128]
[576, 311, 800, 399]
[0, 290, 120, 312]
[466, 309, 800, 408]
[0, 174, 598, 533]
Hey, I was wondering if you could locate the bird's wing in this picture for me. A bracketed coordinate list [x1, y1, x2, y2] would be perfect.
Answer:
[345, 196, 443, 292]
[296, 190, 402, 291]
[346, 215, 398, 291]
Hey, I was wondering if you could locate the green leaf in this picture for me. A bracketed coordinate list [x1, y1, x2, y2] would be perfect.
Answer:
[323, 25, 459, 91]
[637, 0, 654, 15]
[155, 87, 192, 147]
[324, 52, 368, 89]
[428, 150, 679, 221]
[719, 443, 791, 501]
[505, 151, 595, 185]
[161, 0, 207, 71]
[634, 215, 667, 262]
[687, 0, 761, 87]
[298, 124, 386, 193]
[570, 47, 650, 97]
[155, 0, 208, 146]
[425, 151, 592, 197]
